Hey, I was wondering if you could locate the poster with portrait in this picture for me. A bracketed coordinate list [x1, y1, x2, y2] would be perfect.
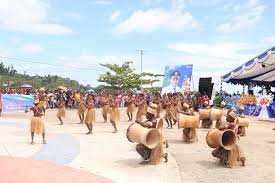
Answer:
[161, 64, 193, 95]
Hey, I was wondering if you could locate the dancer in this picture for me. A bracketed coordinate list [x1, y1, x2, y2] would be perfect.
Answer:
[83, 95, 96, 134]
[237, 106, 246, 136]
[26, 98, 46, 144]
[126, 95, 136, 122]
[201, 101, 212, 128]
[212, 110, 246, 168]
[178, 103, 198, 143]
[56, 98, 66, 125]
[109, 95, 120, 133]
[38, 90, 47, 109]
[135, 104, 168, 164]
[164, 95, 174, 128]
[78, 96, 86, 124]
[135, 95, 147, 121]
[101, 94, 110, 122]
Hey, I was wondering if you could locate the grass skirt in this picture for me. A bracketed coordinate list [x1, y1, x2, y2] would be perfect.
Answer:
[136, 107, 146, 121]
[56, 107, 65, 118]
[213, 145, 245, 168]
[39, 101, 47, 108]
[182, 128, 198, 143]
[102, 105, 110, 116]
[126, 103, 136, 113]
[85, 108, 96, 124]
[78, 105, 86, 115]
[110, 107, 120, 123]
[30, 117, 45, 134]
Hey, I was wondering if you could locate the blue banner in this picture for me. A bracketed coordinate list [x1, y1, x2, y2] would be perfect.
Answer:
[162, 64, 193, 94]
[2, 95, 34, 112]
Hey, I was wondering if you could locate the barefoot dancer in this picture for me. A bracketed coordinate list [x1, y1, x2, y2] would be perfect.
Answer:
[212, 110, 246, 168]
[126, 95, 136, 122]
[178, 103, 198, 143]
[101, 95, 110, 123]
[164, 95, 174, 128]
[135, 104, 168, 164]
[26, 98, 46, 144]
[83, 95, 96, 134]
[135, 95, 147, 121]
[78, 96, 86, 124]
[56, 98, 66, 125]
[109, 95, 120, 133]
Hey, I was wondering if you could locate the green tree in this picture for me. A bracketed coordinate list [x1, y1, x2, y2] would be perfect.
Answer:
[98, 61, 163, 90]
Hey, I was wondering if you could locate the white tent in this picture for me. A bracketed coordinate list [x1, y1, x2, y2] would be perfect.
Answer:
[222, 46, 275, 86]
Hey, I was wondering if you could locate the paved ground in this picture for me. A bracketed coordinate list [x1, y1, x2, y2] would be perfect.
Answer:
[0, 109, 275, 183]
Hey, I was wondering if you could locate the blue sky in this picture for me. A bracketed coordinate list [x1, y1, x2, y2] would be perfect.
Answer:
[0, 0, 274, 93]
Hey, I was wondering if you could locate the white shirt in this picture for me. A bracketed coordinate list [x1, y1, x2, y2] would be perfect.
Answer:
[161, 85, 182, 95]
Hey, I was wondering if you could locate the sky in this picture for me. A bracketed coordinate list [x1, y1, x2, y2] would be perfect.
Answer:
[0, 0, 274, 93]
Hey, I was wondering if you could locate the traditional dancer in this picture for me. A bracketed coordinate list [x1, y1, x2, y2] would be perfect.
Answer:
[237, 106, 246, 136]
[56, 98, 66, 125]
[201, 101, 212, 128]
[109, 95, 120, 133]
[135, 95, 147, 121]
[38, 90, 47, 109]
[164, 95, 174, 128]
[178, 103, 198, 143]
[26, 98, 46, 144]
[136, 104, 168, 164]
[215, 101, 226, 128]
[212, 110, 246, 168]
[83, 95, 96, 134]
[126, 95, 136, 122]
[101, 95, 110, 123]
[67, 94, 74, 109]
[78, 96, 86, 124]
[153, 94, 162, 118]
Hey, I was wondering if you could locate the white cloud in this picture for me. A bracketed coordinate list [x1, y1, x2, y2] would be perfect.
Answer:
[168, 42, 257, 60]
[217, 0, 265, 32]
[109, 11, 120, 22]
[0, 0, 73, 35]
[93, 0, 112, 5]
[115, 7, 197, 33]
[64, 12, 81, 19]
[19, 43, 44, 54]
[263, 36, 275, 45]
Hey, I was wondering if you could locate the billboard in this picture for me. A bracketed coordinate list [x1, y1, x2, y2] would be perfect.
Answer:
[162, 64, 193, 95]
[2, 94, 34, 112]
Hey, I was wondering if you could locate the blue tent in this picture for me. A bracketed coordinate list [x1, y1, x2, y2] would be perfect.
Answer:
[221, 46, 275, 86]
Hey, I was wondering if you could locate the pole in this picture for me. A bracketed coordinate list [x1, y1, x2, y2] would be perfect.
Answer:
[137, 50, 144, 91]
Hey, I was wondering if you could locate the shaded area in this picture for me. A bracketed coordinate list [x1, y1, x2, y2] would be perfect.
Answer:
[32, 134, 80, 165]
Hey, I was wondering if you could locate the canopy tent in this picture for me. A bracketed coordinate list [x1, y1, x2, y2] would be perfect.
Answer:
[20, 84, 32, 89]
[221, 46, 275, 86]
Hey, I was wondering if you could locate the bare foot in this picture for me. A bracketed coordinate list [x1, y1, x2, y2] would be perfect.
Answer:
[139, 160, 150, 165]
[31, 141, 34, 145]
[112, 130, 118, 133]
[43, 140, 47, 144]
[163, 153, 168, 163]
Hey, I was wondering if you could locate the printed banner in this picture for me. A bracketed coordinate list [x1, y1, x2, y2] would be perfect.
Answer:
[162, 64, 193, 95]
[2, 94, 34, 112]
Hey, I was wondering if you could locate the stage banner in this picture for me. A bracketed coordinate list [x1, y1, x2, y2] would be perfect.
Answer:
[2, 94, 34, 112]
[162, 64, 193, 95]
